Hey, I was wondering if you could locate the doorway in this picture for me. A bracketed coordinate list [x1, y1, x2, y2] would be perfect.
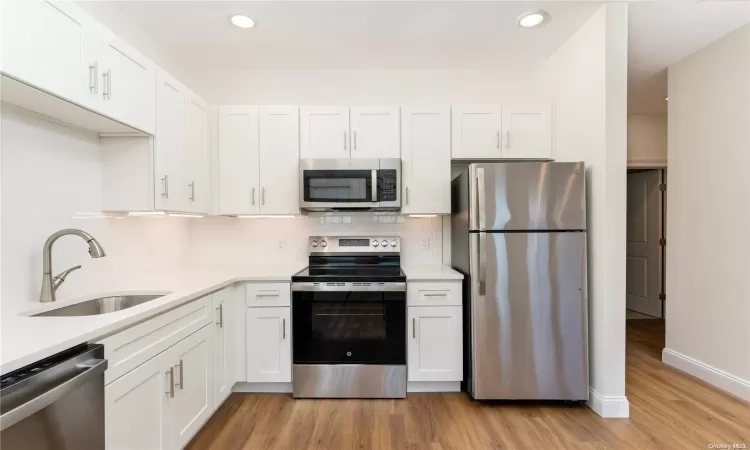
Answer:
[626, 169, 666, 319]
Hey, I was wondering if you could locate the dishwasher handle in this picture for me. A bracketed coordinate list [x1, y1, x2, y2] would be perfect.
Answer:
[0, 357, 107, 431]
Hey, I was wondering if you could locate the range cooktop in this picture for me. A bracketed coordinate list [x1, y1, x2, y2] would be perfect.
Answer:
[292, 265, 406, 283]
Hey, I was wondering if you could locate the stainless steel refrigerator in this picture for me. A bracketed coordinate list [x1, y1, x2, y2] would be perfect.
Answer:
[451, 162, 588, 401]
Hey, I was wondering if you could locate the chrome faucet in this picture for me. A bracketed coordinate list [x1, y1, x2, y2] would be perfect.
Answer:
[40, 229, 106, 303]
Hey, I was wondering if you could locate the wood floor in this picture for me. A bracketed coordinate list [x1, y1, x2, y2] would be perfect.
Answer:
[188, 320, 750, 449]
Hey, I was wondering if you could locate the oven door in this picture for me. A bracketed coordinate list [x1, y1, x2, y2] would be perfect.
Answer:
[292, 286, 406, 365]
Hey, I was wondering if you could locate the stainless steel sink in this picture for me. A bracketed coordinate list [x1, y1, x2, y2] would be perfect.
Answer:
[32, 293, 169, 317]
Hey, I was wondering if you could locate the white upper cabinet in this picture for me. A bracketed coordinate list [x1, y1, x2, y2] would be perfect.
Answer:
[182, 94, 209, 213]
[408, 306, 463, 382]
[259, 106, 300, 215]
[154, 70, 184, 211]
[246, 307, 291, 383]
[300, 106, 350, 159]
[501, 105, 553, 160]
[218, 106, 260, 215]
[2, 0, 86, 103]
[350, 106, 401, 159]
[452, 105, 503, 159]
[401, 106, 451, 214]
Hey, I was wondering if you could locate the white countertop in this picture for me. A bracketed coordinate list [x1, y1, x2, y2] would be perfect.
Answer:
[402, 264, 464, 281]
[2, 263, 463, 375]
[0, 266, 299, 375]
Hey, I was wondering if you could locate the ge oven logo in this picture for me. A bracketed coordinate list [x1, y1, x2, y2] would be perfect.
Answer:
[346, 351, 352, 357]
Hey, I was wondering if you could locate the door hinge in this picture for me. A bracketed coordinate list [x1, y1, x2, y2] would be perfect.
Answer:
[659, 292, 666, 301]
[659, 238, 666, 246]
[659, 183, 667, 192]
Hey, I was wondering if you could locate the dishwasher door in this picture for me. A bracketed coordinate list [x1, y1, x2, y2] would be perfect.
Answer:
[0, 344, 107, 450]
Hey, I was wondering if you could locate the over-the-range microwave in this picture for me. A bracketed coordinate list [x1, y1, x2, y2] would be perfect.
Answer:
[299, 158, 401, 212]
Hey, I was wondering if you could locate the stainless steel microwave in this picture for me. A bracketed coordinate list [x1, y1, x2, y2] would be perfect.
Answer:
[300, 159, 401, 212]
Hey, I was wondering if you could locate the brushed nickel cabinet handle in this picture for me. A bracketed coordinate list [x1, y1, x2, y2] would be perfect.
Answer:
[405, 186, 409, 205]
[496, 130, 500, 149]
[505, 130, 510, 148]
[174, 360, 184, 390]
[103, 70, 111, 100]
[262, 187, 266, 205]
[344, 131, 347, 151]
[423, 292, 447, 297]
[188, 182, 195, 202]
[282, 318, 286, 339]
[88, 61, 98, 93]
[216, 304, 223, 328]
[166, 367, 174, 398]
[252, 187, 256, 205]
[353, 130, 357, 150]
[412, 318, 416, 338]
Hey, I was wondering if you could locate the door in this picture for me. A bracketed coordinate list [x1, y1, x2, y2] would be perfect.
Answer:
[300, 106, 350, 159]
[470, 231, 588, 400]
[2, 0, 85, 103]
[100, 39, 152, 132]
[470, 162, 586, 231]
[246, 307, 291, 382]
[408, 306, 462, 382]
[626, 170, 663, 318]
[183, 95, 208, 213]
[401, 106, 451, 214]
[259, 106, 300, 215]
[350, 106, 400, 159]
[452, 105, 503, 159]
[170, 325, 213, 450]
[213, 287, 235, 408]
[105, 346, 171, 450]
[154, 70, 184, 211]
[218, 106, 260, 215]
[501, 105, 553, 160]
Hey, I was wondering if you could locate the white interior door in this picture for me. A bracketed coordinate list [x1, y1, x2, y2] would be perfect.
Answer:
[350, 106, 400, 158]
[300, 106, 350, 159]
[626, 170, 663, 318]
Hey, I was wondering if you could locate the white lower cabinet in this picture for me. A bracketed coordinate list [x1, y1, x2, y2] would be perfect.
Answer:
[212, 287, 236, 408]
[246, 307, 292, 383]
[408, 306, 463, 382]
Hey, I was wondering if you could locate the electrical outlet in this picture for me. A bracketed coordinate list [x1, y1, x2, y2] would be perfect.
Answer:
[421, 237, 430, 250]
[277, 239, 285, 250]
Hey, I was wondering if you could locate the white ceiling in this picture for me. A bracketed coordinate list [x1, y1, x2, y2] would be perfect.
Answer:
[76, 1, 600, 72]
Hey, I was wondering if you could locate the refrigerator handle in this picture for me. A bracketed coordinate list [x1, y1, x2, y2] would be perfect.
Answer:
[477, 168, 486, 231]
[478, 233, 487, 295]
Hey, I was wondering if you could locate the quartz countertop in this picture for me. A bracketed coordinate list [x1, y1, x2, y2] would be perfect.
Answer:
[402, 264, 464, 281]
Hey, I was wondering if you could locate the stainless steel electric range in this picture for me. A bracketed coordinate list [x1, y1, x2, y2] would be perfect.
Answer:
[291, 235, 407, 399]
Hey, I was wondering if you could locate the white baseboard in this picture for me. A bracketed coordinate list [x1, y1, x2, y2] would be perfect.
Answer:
[407, 381, 461, 392]
[587, 388, 629, 418]
[662, 348, 750, 401]
[232, 382, 292, 393]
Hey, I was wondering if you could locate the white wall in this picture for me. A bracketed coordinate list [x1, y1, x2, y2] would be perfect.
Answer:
[664, 24, 750, 400]
[628, 113, 667, 167]
[540, 4, 629, 417]
[0, 106, 191, 314]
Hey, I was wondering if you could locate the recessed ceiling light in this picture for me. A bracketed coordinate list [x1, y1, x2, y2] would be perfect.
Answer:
[231, 15, 255, 29]
[518, 11, 548, 28]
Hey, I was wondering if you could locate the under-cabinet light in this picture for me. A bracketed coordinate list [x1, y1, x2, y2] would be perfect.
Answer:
[168, 213, 204, 218]
[408, 214, 438, 218]
[128, 211, 166, 216]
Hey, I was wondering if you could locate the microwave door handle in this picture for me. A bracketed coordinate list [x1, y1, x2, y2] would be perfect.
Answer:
[371, 170, 378, 202]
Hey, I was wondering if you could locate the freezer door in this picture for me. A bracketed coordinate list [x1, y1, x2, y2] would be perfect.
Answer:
[470, 231, 588, 400]
[469, 162, 586, 231]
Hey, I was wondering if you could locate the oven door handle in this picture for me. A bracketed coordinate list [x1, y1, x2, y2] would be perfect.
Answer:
[0, 358, 107, 431]
[291, 282, 406, 292]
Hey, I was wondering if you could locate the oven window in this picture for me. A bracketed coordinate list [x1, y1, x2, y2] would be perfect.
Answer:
[292, 291, 406, 365]
[303, 170, 374, 203]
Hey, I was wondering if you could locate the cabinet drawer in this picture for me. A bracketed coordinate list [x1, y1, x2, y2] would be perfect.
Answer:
[97, 295, 212, 385]
[407, 281, 462, 307]
[245, 282, 290, 307]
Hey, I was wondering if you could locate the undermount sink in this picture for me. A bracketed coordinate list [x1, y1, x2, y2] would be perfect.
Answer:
[32, 293, 170, 317]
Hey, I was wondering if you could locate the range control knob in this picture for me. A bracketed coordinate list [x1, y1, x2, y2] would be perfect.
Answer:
[320, 240, 328, 248]
[381, 240, 388, 247]
[311, 240, 319, 248]
[390, 240, 397, 248]
[372, 240, 379, 247]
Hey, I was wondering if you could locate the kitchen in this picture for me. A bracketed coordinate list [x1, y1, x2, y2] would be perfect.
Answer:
[0, 1, 629, 449]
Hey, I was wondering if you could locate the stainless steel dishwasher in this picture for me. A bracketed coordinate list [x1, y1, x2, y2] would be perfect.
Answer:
[0, 344, 107, 450]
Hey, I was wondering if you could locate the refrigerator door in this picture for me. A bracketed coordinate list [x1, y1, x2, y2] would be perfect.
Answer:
[469, 162, 586, 231]
[470, 231, 588, 400]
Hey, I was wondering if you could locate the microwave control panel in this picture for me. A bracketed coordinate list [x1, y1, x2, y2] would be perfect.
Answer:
[379, 170, 398, 201]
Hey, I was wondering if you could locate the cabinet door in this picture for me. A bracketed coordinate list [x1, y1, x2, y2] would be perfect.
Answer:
[2, 0, 86, 102]
[501, 105, 553, 160]
[218, 106, 260, 215]
[401, 107, 451, 214]
[105, 346, 172, 450]
[100, 39, 153, 133]
[154, 70, 184, 211]
[183, 94, 209, 213]
[451, 105, 503, 159]
[246, 307, 291, 383]
[300, 106, 350, 159]
[408, 306, 463, 382]
[170, 325, 214, 450]
[259, 106, 300, 215]
[350, 106, 400, 159]
[213, 287, 236, 408]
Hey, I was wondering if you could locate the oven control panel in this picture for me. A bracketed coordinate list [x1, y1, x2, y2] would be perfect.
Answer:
[310, 236, 400, 253]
